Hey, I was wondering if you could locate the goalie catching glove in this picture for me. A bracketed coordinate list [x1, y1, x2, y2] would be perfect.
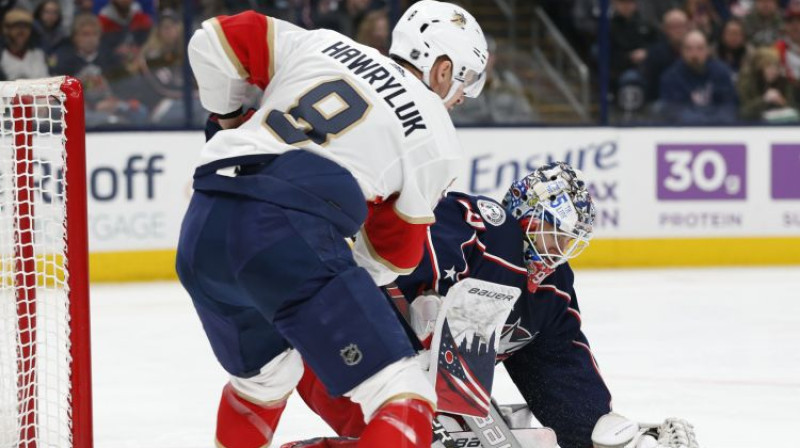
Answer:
[591, 413, 699, 448]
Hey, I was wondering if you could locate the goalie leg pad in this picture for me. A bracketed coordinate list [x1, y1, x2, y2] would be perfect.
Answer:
[215, 382, 288, 448]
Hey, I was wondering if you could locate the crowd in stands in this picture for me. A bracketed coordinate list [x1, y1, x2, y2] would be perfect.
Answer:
[0, 0, 396, 127]
[563, 0, 800, 123]
[4, 0, 798, 126]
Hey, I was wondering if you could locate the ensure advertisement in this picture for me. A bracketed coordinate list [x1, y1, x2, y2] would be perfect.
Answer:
[84, 128, 800, 280]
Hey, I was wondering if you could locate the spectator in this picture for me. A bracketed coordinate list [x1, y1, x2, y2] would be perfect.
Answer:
[738, 46, 800, 120]
[98, 0, 153, 71]
[776, 3, 800, 81]
[643, 8, 690, 101]
[571, 0, 605, 58]
[716, 0, 752, 18]
[449, 36, 537, 124]
[355, 8, 389, 54]
[0, 8, 48, 80]
[52, 13, 147, 127]
[722, 0, 794, 18]
[52, 13, 115, 75]
[659, 30, 738, 123]
[308, 0, 375, 37]
[744, 0, 783, 45]
[638, 0, 683, 28]
[33, 0, 67, 56]
[717, 18, 751, 75]
[222, 0, 299, 23]
[686, 0, 723, 42]
[609, 0, 656, 87]
[137, 9, 204, 125]
[76, 0, 94, 15]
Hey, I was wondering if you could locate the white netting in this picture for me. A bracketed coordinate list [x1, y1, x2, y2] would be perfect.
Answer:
[0, 77, 72, 448]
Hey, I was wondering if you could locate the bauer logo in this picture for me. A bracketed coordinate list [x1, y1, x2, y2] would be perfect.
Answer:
[771, 145, 800, 199]
[467, 288, 515, 301]
[657, 144, 746, 200]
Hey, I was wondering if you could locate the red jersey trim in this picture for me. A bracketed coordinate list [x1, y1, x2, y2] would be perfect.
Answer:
[207, 17, 249, 79]
[361, 197, 433, 273]
[210, 11, 274, 89]
[537, 284, 572, 304]
[266, 16, 276, 82]
[425, 227, 442, 293]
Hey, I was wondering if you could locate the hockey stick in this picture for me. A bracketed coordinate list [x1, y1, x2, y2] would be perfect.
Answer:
[462, 399, 526, 448]
[432, 417, 458, 448]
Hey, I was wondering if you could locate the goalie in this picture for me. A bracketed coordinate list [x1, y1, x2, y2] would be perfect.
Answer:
[290, 162, 700, 448]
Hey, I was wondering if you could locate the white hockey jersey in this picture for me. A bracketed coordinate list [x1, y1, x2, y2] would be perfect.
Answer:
[188, 11, 464, 285]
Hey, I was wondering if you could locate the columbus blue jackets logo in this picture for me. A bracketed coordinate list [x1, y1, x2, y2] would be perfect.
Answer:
[497, 318, 535, 360]
[340, 344, 363, 366]
[476, 200, 506, 226]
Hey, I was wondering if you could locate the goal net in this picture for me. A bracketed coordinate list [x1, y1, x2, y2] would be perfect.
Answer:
[0, 77, 91, 448]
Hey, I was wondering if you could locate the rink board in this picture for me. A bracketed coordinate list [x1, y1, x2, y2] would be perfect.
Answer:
[77, 128, 800, 281]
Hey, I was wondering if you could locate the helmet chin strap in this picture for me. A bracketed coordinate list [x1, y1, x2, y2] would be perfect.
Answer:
[441, 80, 463, 104]
[422, 65, 463, 104]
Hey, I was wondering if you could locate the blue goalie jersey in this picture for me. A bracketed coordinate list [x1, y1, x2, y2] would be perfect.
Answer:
[394, 192, 612, 448]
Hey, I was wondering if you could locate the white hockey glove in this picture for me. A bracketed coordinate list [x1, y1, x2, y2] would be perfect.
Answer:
[592, 413, 699, 448]
[409, 292, 442, 343]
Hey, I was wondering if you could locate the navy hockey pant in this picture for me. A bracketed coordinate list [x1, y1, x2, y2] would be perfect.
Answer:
[175, 150, 415, 396]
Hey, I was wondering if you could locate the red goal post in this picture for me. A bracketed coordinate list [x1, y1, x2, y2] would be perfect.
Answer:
[0, 76, 92, 448]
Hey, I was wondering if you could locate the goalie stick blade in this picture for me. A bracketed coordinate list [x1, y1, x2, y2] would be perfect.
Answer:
[462, 400, 529, 448]
[429, 278, 520, 417]
[446, 428, 558, 448]
[432, 417, 458, 448]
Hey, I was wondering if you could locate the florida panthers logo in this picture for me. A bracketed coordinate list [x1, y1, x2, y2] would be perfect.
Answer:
[451, 11, 467, 29]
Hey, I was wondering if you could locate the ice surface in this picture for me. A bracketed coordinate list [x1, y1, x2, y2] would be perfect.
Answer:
[91, 267, 800, 447]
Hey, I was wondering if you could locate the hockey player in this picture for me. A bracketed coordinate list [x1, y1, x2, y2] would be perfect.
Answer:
[292, 162, 699, 448]
[175, 1, 488, 447]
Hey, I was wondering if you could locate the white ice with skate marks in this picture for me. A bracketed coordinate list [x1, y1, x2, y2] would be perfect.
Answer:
[90, 267, 800, 447]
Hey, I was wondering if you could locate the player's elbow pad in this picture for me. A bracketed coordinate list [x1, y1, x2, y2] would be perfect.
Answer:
[188, 29, 246, 114]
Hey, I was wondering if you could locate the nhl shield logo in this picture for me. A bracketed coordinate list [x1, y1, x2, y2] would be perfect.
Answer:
[476, 199, 507, 226]
[340, 344, 363, 366]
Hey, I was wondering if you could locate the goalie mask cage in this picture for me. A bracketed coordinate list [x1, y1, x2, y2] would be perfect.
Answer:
[0, 77, 91, 448]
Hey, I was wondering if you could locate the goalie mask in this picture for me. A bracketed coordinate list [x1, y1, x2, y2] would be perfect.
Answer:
[501, 162, 596, 292]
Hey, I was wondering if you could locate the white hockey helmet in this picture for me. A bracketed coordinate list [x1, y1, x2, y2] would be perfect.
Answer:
[390, 0, 489, 103]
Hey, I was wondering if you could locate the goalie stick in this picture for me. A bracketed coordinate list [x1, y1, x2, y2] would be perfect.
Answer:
[461, 400, 526, 448]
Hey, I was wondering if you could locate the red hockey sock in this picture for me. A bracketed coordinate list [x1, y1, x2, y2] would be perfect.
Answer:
[296, 363, 366, 437]
[215, 382, 288, 448]
[357, 398, 434, 448]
